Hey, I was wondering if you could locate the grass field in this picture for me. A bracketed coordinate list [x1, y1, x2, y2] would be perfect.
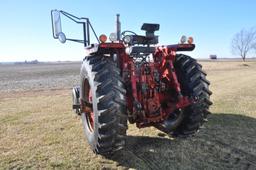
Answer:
[0, 61, 256, 169]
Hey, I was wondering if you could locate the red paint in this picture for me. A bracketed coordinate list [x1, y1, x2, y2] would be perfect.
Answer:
[99, 43, 124, 48]
[88, 89, 94, 131]
[86, 43, 194, 128]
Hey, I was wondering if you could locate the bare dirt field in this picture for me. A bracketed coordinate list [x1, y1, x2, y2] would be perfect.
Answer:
[0, 60, 256, 169]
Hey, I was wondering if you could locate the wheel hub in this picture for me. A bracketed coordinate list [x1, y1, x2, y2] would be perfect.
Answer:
[83, 81, 94, 132]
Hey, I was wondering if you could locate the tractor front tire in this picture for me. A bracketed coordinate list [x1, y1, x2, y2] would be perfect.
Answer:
[80, 55, 127, 155]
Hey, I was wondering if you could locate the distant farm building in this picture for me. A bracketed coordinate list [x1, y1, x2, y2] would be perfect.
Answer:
[25, 60, 39, 64]
[210, 55, 217, 59]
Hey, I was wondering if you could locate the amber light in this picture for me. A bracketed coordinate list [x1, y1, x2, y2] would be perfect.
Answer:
[188, 37, 194, 44]
[99, 34, 107, 43]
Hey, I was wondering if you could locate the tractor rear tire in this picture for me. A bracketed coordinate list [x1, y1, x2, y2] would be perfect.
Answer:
[80, 55, 127, 155]
[163, 54, 212, 137]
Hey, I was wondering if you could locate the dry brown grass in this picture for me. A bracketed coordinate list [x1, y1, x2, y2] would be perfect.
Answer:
[0, 61, 256, 169]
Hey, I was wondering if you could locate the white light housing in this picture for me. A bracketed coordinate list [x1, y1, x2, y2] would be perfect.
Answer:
[123, 35, 132, 44]
[180, 35, 187, 44]
[109, 33, 117, 42]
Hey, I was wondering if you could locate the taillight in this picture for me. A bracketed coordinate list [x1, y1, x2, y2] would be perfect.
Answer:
[99, 34, 107, 43]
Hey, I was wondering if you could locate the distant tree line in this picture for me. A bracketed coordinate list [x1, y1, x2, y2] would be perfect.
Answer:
[231, 27, 256, 61]
[15, 60, 39, 64]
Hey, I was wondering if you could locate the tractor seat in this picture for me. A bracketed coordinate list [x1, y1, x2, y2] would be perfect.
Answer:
[141, 23, 160, 32]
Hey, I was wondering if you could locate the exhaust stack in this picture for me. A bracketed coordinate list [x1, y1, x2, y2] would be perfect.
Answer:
[116, 14, 121, 41]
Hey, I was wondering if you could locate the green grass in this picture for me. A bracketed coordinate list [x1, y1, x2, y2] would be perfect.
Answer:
[0, 61, 256, 169]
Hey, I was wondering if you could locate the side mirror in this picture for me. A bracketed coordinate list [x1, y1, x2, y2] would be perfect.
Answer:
[51, 10, 66, 43]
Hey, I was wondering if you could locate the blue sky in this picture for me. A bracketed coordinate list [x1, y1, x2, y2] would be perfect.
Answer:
[0, 0, 255, 62]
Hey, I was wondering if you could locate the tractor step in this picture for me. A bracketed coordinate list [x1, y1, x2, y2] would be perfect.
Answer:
[72, 104, 80, 109]
[72, 86, 81, 115]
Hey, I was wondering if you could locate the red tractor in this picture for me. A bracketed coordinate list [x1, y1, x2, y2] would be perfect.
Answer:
[51, 10, 212, 155]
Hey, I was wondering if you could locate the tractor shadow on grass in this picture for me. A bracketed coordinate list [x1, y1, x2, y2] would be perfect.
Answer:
[106, 113, 256, 170]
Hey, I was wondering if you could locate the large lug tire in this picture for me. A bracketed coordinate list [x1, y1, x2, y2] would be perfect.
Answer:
[80, 55, 127, 155]
[160, 54, 212, 137]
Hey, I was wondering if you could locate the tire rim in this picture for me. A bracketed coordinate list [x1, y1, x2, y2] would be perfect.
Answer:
[84, 80, 94, 132]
